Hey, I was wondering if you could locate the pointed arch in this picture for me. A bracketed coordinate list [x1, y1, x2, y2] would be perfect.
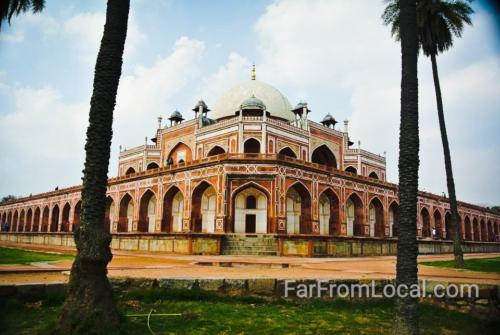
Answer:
[346, 192, 364, 236]
[138, 189, 157, 233]
[12, 210, 19, 232]
[146, 162, 159, 170]
[278, 147, 297, 158]
[345, 166, 357, 174]
[162, 186, 184, 233]
[19, 209, 25, 232]
[25, 208, 33, 232]
[433, 209, 442, 239]
[125, 167, 136, 175]
[191, 181, 217, 233]
[472, 217, 479, 241]
[368, 172, 379, 179]
[286, 182, 312, 234]
[369, 197, 384, 237]
[311, 144, 337, 168]
[33, 207, 41, 232]
[207, 145, 226, 157]
[318, 188, 340, 236]
[7, 211, 12, 231]
[487, 220, 494, 242]
[50, 204, 60, 232]
[420, 207, 431, 238]
[167, 142, 193, 163]
[118, 193, 134, 233]
[464, 216, 472, 241]
[233, 183, 269, 233]
[72, 201, 81, 232]
[243, 138, 261, 154]
[104, 197, 115, 233]
[480, 219, 487, 241]
[389, 201, 400, 237]
[61, 203, 71, 232]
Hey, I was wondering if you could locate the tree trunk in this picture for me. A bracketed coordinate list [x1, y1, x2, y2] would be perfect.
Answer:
[394, 0, 419, 334]
[430, 53, 464, 267]
[58, 0, 129, 333]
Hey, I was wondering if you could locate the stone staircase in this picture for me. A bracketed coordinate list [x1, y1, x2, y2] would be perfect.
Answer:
[221, 234, 279, 256]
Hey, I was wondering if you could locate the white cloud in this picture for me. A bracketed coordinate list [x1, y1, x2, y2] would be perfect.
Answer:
[254, 0, 500, 205]
[0, 13, 59, 43]
[63, 11, 146, 63]
[111, 37, 206, 170]
[199, 52, 251, 106]
[0, 86, 87, 194]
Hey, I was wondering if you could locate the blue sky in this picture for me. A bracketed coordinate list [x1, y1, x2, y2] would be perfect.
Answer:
[0, 0, 499, 206]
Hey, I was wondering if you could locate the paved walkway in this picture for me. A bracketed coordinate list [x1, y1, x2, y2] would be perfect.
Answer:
[1, 242, 499, 285]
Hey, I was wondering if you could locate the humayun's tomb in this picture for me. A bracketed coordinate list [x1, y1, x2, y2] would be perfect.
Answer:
[1, 69, 499, 256]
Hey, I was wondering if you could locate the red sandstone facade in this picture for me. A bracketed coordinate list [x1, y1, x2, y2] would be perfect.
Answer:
[1, 77, 499, 244]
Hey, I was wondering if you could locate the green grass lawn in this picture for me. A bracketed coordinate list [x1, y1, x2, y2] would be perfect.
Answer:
[0, 247, 73, 265]
[0, 288, 498, 334]
[420, 256, 500, 273]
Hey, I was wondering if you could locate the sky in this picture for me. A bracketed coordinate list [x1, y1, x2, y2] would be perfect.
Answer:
[0, 0, 499, 206]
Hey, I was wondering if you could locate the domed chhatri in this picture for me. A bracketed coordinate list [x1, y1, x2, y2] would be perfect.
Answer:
[321, 113, 338, 128]
[212, 79, 293, 121]
[169, 109, 183, 120]
[241, 95, 266, 110]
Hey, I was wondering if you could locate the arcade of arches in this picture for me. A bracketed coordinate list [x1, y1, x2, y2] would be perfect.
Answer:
[1, 181, 499, 242]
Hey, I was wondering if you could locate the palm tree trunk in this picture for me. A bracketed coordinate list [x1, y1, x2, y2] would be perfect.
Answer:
[394, 0, 419, 334]
[59, 0, 129, 333]
[430, 53, 464, 268]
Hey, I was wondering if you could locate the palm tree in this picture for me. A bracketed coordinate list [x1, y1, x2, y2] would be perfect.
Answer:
[0, 0, 45, 30]
[385, 0, 420, 333]
[383, 0, 473, 268]
[58, 0, 130, 332]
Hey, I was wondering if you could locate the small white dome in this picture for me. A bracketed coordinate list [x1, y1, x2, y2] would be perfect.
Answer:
[212, 80, 293, 121]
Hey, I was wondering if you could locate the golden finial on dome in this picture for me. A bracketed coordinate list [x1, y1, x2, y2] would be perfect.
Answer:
[251, 63, 256, 80]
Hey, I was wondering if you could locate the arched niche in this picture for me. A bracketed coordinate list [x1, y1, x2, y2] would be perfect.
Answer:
[311, 145, 337, 168]
[318, 189, 340, 236]
[286, 183, 311, 234]
[191, 182, 216, 233]
[346, 193, 363, 236]
[234, 186, 268, 233]
[138, 190, 157, 233]
[162, 186, 184, 233]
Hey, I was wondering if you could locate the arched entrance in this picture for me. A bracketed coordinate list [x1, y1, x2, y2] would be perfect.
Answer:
[318, 189, 340, 235]
[234, 185, 268, 233]
[388, 202, 399, 237]
[480, 219, 487, 241]
[50, 205, 59, 232]
[346, 193, 363, 236]
[146, 162, 159, 170]
[118, 194, 134, 233]
[12, 210, 18, 232]
[26, 208, 33, 232]
[19, 209, 25, 232]
[464, 216, 472, 240]
[420, 208, 431, 238]
[168, 142, 192, 164]
[72, 201, 81, 231]
[278, 147, 297, 158]
[472, 218, 479, 241]
[61, 203, 71, 232]
[7, 212, 12, 231]
[162, 186, 184, 233]
[286, 183, 312, 234]
[368, 172, 379, 179]
[125, 167, 136, 175]
[487, 220, 494, 242]
[345, 166, 357, 174]
[33, 208, 41, 232]
[369, 198, 384, 237]
[311, 145, 337, 168]
[138, 190, 157, 233]
[433, 210, 442, 239]
[105, 197, 115, 232]
[191, 182, 216, 233]
[207, 146, 226, 156]
[244, 138, 260, 154]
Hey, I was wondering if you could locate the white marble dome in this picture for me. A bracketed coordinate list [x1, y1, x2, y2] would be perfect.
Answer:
[211, 79, 293, 121]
